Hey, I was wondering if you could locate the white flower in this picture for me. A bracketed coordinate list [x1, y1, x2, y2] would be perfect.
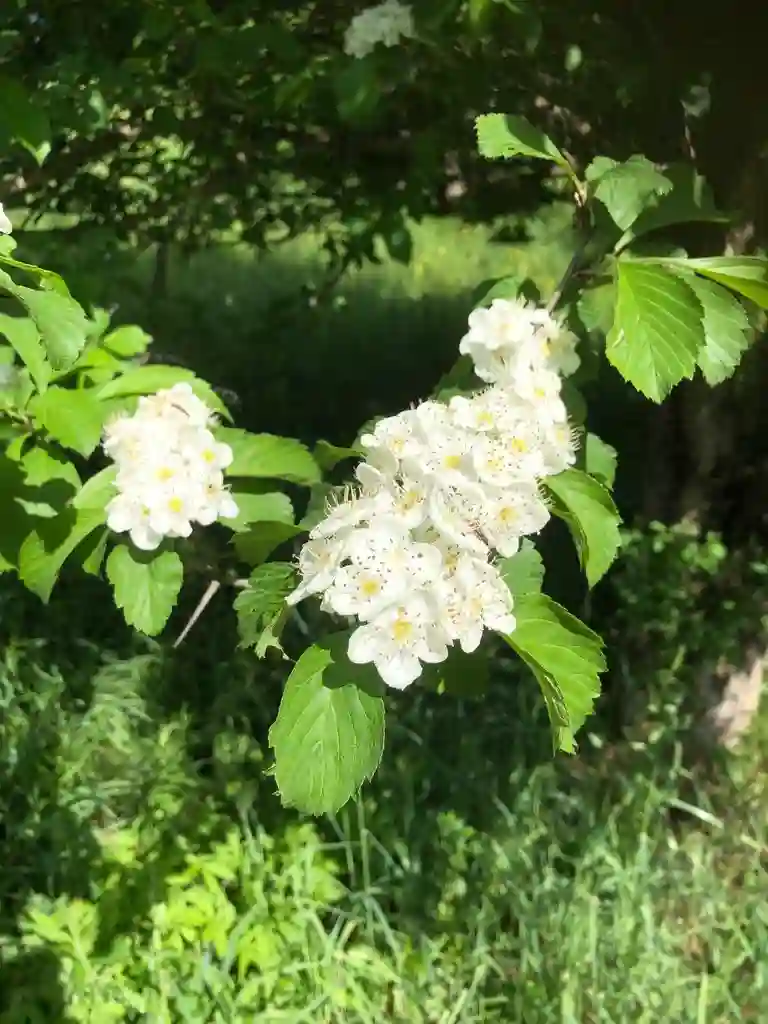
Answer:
[323, 562, 409, 621]
[102, 384, 237, 550]
[435, 554, 516, 652]
[480, 485, 551, 556]
[512, 366, 568, 425]
[459, 297, 578, 390]
[289, 293, 582, 689]
[343, 1, 415, 59]
[287, 536, 348, 605]
[106, 494, 163, 551]
[0, 203, 12, 235]
[348, 594, 448, 689]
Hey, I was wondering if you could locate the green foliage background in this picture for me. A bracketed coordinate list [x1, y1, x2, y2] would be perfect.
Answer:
[2, 0, 768, 1018]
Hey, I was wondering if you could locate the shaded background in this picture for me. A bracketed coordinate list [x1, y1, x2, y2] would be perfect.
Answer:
[1, 1, 768, 1019]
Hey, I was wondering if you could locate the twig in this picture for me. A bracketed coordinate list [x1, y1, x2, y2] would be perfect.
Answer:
[546, 237, 590, 314]
[173, 579, 221, 648]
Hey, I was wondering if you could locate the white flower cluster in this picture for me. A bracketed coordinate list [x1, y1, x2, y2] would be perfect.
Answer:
[343, 1, 415, 59]
[288, 297, 581, 690]
[103, 383, 238, 551]
[0, 202, 12, 235]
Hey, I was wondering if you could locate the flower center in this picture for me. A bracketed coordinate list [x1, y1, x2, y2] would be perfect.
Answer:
[392, 616, 413, 643]
[361, 578, 381, 598]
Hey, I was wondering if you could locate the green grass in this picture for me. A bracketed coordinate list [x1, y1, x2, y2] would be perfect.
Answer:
[1, 211, 768, 1020]
[0, 577, 767, 1021]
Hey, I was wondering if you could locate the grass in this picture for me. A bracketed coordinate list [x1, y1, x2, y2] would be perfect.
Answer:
[0, 578, 767, 1021]
[0, 209, 767, 1020]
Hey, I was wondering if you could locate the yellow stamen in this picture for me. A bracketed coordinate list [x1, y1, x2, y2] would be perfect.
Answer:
[392, 616, 413, 643]
[168, 497, 184, 514]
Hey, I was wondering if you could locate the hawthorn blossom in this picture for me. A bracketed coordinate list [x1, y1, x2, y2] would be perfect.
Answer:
[343, 1, 415, 59]
[0, 203, 12, 235]
[103, 382, 238, 550]
[287, 295, 582, 689]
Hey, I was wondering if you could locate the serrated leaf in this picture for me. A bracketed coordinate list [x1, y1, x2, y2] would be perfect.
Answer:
[498, 539, 544, 598]
[475, 113, 568, 169]
[16, 444, 81, 518]
[234, 562, 296, 656]
[19, 504, 108, 600]
[505, 595, 605, 752]
[21, 445, 81, 490]
[29, 385, 104, 456]
[607, 261, 704, 401]
[72, 466, 117, 510]
[585, 434, 617, 489]
[269, 633, 386, 815]
[0, 272, 90, 370]
[314, 439, 363, 472]
[227, 485, 294, 533]
[106, 545, 183, 635]
[219, 428, 320, 486]
[101, 325, 152, 357]
[670, 271, 752, 385]
[0, 313, 50, 392]
[0, 76, 51, 163]
[545, 469, 621, 586]
[470, 275, 523, 308]
[233, 521, 303, 565]
[96, 365, 231, 419]
[587, 155, 672, 231]
[661, 256, 768, 311]
[617, 164, 725, 249]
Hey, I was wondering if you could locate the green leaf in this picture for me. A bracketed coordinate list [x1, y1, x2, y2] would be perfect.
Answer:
[29, 385, 104, 456]
[661, 256, 768, 311]
[617, 164, 725, 249]
[19, 502, 109, 600]
[475, 114, 568, 170]
[0, 272, 90, 370]
[498, 539, 544, 598]
[585, 434, 618, 489]
[335, 61, 380, 124]
[21, 445, 81, 490]
[96, 364, 231, 419]
[313, 439, 363, 472]
[587, 155, 672, 231]
[101, 325, 152, 357]
[227, 484, 294, 533]
[72, 466, 117, 510]
[545, 469, 622, 586]
[607, 261, 704, 401]
[0, 313, 50, 392]
[505, 595, 605, 752]
[15, 444, 81, 518]
[219, 428, 320, 486]
[233, 521, 303, 565]
[671, 271, 752, 386]
[0, 76, 51, 163]
[234, 562, 297, 656]
[106, 545, 183, 636]
[269, 633, 386, 814]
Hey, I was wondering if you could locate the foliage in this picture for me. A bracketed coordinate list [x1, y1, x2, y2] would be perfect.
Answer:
[1, 577, 768, 1020]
